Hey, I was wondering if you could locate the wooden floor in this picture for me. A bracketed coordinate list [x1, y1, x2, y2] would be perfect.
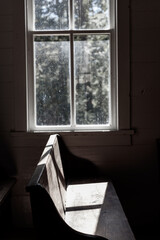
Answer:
[1, 229, 36, 240]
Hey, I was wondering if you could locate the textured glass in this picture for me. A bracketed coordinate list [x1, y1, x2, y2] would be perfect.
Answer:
[34, 0, 69, 30]
[74, 0, 110, 29]
[34, 36, 70, 126]
[74, 35, 110, 125]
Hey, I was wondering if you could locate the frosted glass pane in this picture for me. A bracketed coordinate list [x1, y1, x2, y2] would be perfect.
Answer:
[34, 36, 70, 126]
[74, 0, 110, 30]
[74, 35, 110, 125]
[34, 0, 69, 30]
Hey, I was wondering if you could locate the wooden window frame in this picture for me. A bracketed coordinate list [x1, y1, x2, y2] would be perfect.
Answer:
[25, 0, 121, 132]
[14, 0, 131, 135]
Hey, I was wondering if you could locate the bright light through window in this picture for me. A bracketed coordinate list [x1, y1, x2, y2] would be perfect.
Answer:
[27, 0, 117, 131]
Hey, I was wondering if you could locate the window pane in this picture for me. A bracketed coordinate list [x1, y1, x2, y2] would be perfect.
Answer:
[74, 35, 110, 125]
[74, 0, 110, 30]
[34, 0, 69, 30]
[34, 36, 70, 126]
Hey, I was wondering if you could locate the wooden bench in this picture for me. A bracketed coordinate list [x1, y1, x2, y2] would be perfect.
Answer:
[26, 134, 135, 240]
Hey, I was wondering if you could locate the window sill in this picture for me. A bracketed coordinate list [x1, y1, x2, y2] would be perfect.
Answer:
[32, 129, 134, 135]
[10, 129, 134, 147]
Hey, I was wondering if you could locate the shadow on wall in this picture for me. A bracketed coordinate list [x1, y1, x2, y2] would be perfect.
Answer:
[0, 137, 17, 179]
[58, 135, 102, 183]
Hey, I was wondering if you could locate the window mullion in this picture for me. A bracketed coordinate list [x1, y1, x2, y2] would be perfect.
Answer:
[70, 0, 75, 128]
[70, 0, 73, 30]
[70, 33, 75, 128]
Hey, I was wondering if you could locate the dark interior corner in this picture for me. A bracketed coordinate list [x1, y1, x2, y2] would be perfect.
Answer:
[0, 138, 17, 179]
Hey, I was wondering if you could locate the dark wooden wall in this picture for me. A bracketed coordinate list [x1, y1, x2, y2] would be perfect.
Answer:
[0, 0, 160, 237]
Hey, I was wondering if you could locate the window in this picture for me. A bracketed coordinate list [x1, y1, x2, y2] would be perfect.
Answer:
[26, 0, 118, 131]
